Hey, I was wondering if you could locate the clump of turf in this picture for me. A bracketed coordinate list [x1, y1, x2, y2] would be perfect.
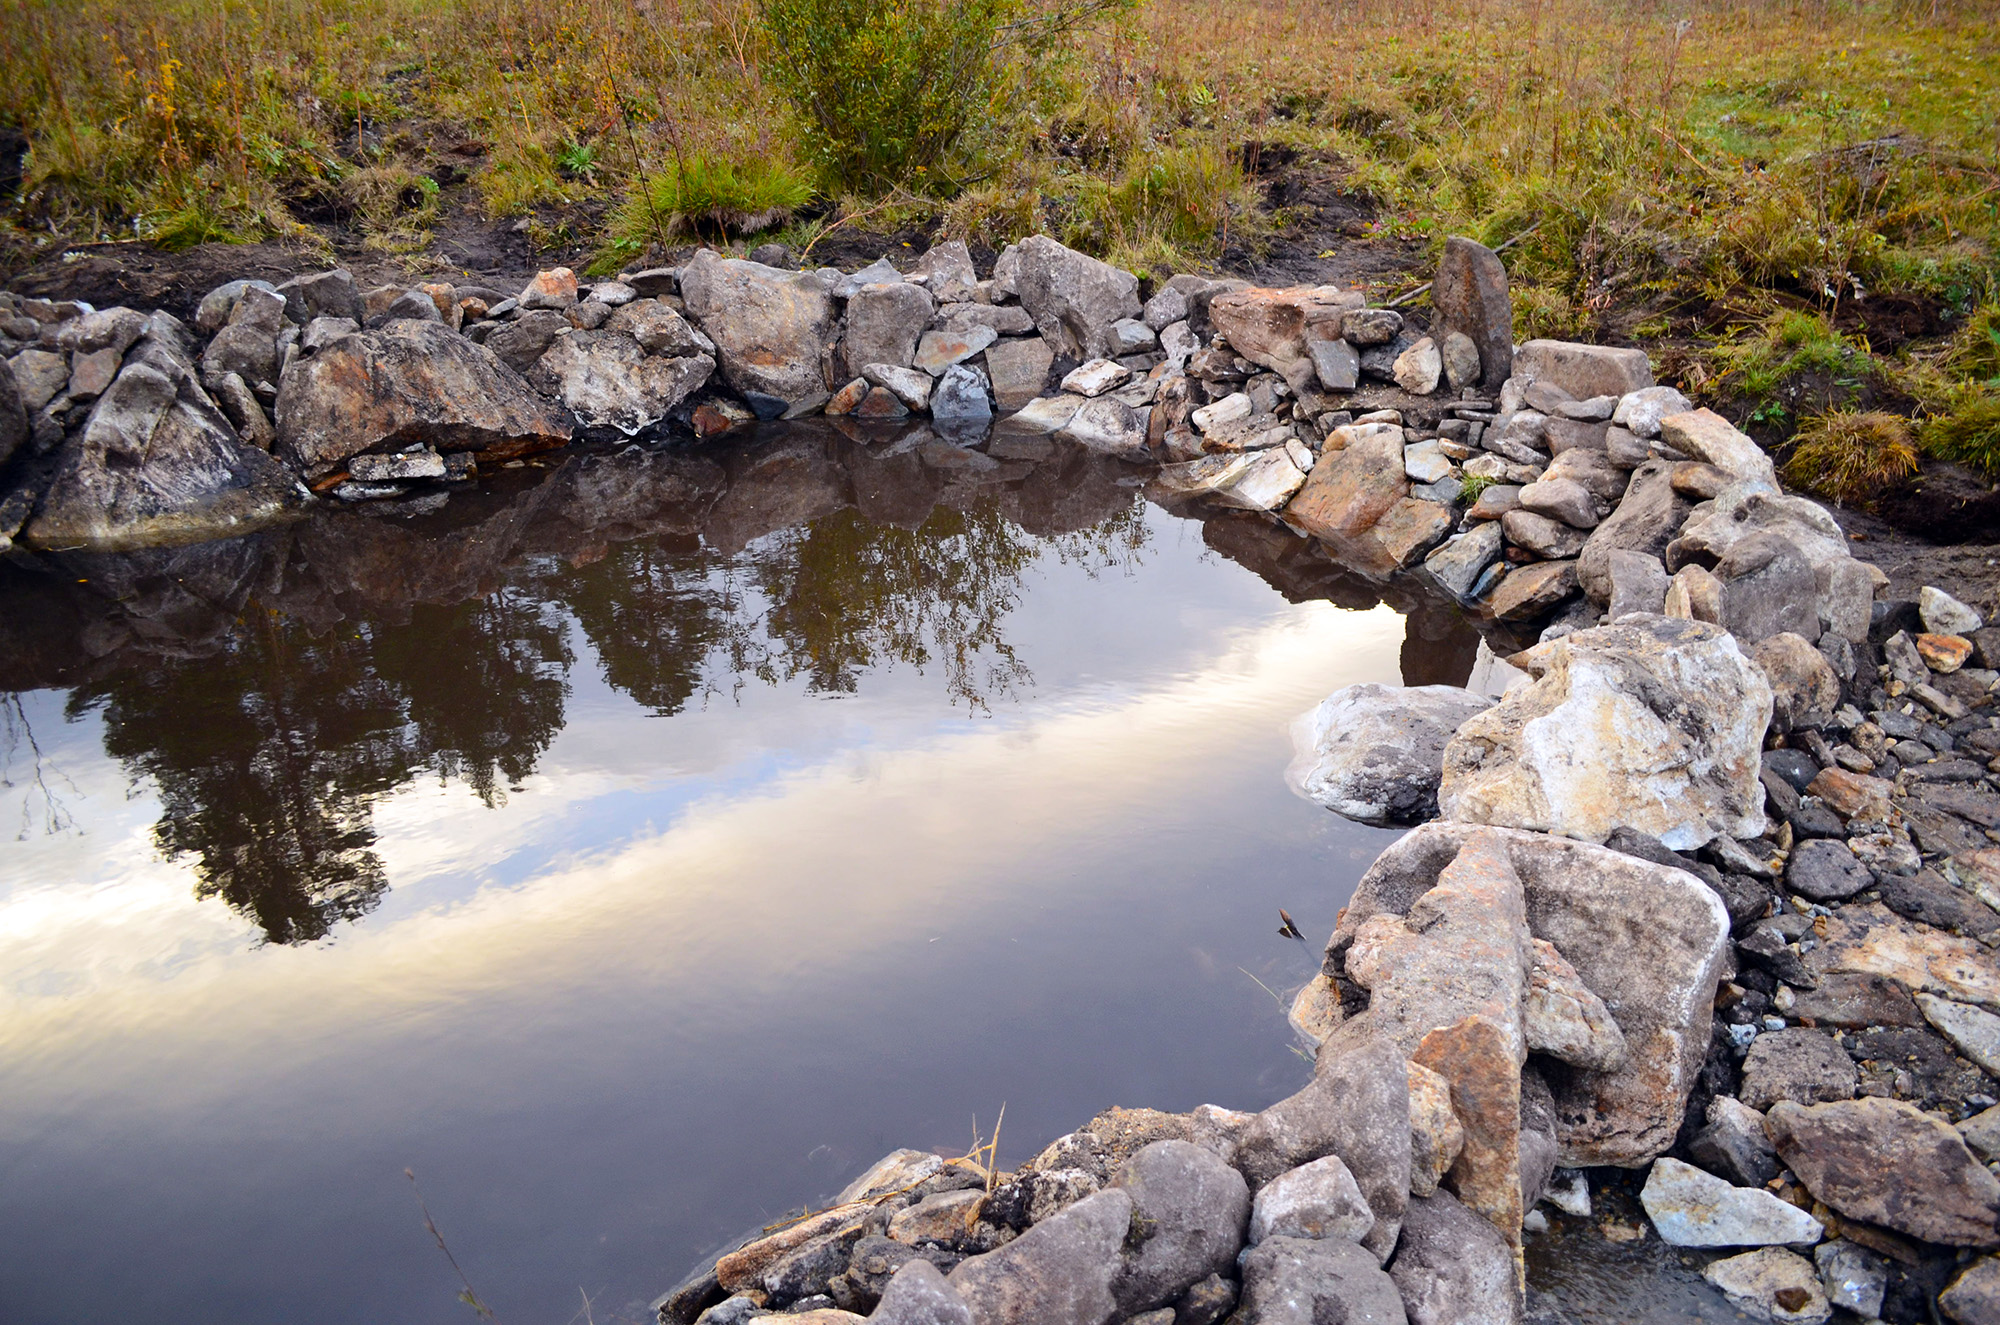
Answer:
[1781, 408, 1919, 506]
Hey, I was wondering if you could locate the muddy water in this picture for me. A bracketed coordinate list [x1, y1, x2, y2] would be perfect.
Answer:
[0, 425, 1731, 1324]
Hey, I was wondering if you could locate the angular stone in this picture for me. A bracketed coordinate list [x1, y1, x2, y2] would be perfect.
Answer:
[483, 309, 572, 373]
[1389, 1189, 1518, 1325]
[872, 1259, 973, 1325]
[1056, 396, 1145, 459]
[1310, 336, 1360, 392]
[1664, 563, 1725, 624]
[1425, 523, 1506, 599]
[1804, 768, 1892, 822]
[915, 240, 978, 302]
[202, 321, 280, 388]
[527, 330, 713, 434]
[891, 1190, 987, 1246]
[1288, 684, 1493, 824]
[717, 1205, 871, 1292]
[1374, 498, 1455, 568]
[1233, 1236, 1407, 1325]
[1414, 1015, 1524, 1253]
[915, 325, 998, 376]
[1440, 332, 1482, 394]
[1287, 429, 1409, 542]
[931, 363, 993, 425]
[1512, 341, 1653, 402]
[947, 1187, 1129, 1325]
[1011, 236, 1142, 362]
[1405, 440, 1455, 484]
[1942, 1257, 2000, 1325]
[1767, 1096, 2000, 1247]
[347, 450, 445, 481]
[1918, 993, 2000, 1077]
[1525, 937, 1626, 1071]
[1151, 448, 1307, 512]
[1640, 1157, 1824, 1247]
[1689, 1095, 1782, 1188]
[1606, 550, 1669, 619]
[1751, 633, 1839, 733]
[1405, 1061, 1465, 1200]
[679, 251, 836, 415]
[1060, 359, 1132, 398]
[1431, 237, 1513, 390]
[1923, 585, 1985, 635]
[1488, 560, 1578, 621]
[1701, 1248, 1830, 1325]
[276, 319, 573, 477]
[1394, 337, 1443, 394]
[1332, 824, 1731, 1166]
[1208, 286, 1362, 374]
[1813, 1240, 1888, 1319]
[863, 363, 935, 413]
[1741, 1029, 1857, 1110]
[1789, 973, 1924, 1030]
[1232, 1038, 1411, 1263]
[1669, 485, 1879, 641]
[1501, 510, 1588, 559]
[840, 281, 936, 375]
[519, 267, 579, 310]
[1612, 386, 1694, 440]
[1919, 633, 1975, 673]
[1575, 460, 1689, 603]
[1112, 1141, 1249, 1314]
[0, 351, 28, 469]
[1516, 477, 1603, 529]
[1716, 532, 1821, 644]
[984, 337, 1054, 411]
[1656, 409, 1778, 490]
[9, 348, 70, 413]
[1247, 1154, 1372, 1246]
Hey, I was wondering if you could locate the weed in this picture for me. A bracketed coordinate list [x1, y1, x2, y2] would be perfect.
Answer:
[1782, 408, 1919, 505]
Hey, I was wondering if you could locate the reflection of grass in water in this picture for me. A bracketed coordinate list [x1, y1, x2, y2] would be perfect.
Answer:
[1, 693, 79, 840]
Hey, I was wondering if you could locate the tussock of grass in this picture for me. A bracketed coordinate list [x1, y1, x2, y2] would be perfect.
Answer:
[1782, 408, 1919, 505]
[603, 150, 813, 255]
[1920, 392, 2000, 482]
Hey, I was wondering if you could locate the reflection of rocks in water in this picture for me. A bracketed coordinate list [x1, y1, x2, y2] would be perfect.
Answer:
[3, 426, 1149, 941]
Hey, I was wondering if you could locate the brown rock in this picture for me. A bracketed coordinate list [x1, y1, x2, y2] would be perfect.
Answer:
[717, 1204, 871, 1292]
[1512, 340, 1654, 401]
[1739, 1028, 1858, 1109]
[1803, 901, 2000, 1010]
[1576, 460, 1691, 604]
[1372, 497, 1454, 568]
[1406, 1059, 1465, 1198]
[1789, 974, 1925, 1029]
[1920, 633, 1976, 674]
[1766, 1097, 2000, 1247]
[1750, 632, 1841, 733]
[1942, 1256, 2000, 1324]
[1665, 563, 1725, 624]
[1414, 1015, 1524, 1253]
[1285, 428, 1408, 542]
[1208, 286, 1363, 373]
[1805, 767, 1893, 822]
[826, 377, 870, 415]
[1489, 559, 1578, 621]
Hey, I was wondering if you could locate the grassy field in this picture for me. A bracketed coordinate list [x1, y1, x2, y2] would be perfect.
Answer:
[2, 0, 1998, 490]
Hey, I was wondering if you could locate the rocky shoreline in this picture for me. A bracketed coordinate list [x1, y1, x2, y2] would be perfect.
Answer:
[7, 237, 2000, 1324]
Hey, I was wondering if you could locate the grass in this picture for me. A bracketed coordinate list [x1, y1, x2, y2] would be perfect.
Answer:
[1781, 408, 1920, 504]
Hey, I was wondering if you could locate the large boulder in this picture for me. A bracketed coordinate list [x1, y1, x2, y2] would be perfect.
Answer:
[1667, 482, 1882, 642]
[1511, 341, 1653, 401]
[1110, 1141, 1249, 1313]
[1766, 1097, 2000, 1247]
[1430, 237, 1513, 391]
[1328, 824, 1731, 1167]
[1438, 615, 1770, 849]
[24, 358, 308, 550]
[1285, 428, 1409, 550]
[274, 319, 574, 478]
[1287, 684, 1494, 824]
[842, 281, 935, 375]
[1010, 236, 1141, 362]
[1715, 532, 1820, 643]
[526, 330, 714, 434]
[947, 1187, 1130, 1325]
[1208, 286, 1364, 374]
[678, 250, 837, 415]
[1233, 1236, 1408, 1325]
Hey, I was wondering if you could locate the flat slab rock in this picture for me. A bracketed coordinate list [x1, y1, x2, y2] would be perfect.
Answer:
[1287, 683, 1493, 824]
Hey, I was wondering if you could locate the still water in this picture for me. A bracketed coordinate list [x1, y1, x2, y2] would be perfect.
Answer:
[0, 424, 1731, 1324]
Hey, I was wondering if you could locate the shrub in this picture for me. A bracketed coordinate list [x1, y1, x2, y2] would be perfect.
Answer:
[1782, 408, 1919, 505]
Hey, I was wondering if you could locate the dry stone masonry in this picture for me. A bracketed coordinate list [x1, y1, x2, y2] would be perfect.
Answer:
[8, 234, 2000, 1324]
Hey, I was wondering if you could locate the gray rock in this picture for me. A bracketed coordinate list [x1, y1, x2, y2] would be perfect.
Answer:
[1501, 509, 1588, 559]
[1606, 550, 1668, 618]
[484, 310, 573, 373]
[55, 306, 149, 356]
[66, 346, 119, 401]
[1769, 1096, 2000, 1247]
[208, 371, 275, 449]
[0, 350, 26, 468]
[873, 1259, 973, 1325]
[1173, 1273, 1237, 1325]
[1516, 477, 1603, 529]
[1512, 341, 1653, 401]
[193, 278, 279, 333]
[275, 319, 573, 478]
[1424, 523, 1506, 600]
[348, 449, 445, 481]
[1917, 993, 2000, 1078]
[1941, 1256, 2000, 1324]
[1311, 336, 1360, 392]
[1112, 1141, 1249, 1314]
[607, 300, 711, 357]
[862, 364, 935, 413]
[947, 1187, 1130, 1325]
[23, 361, 306, 550]
[1440, 331, 1482, 394]
[679, 250, 836, 415]
[1057, 397, 1147, 460]
[983, 337, 1055, 412]
[1813, 1241, 1886, 1320]
[1341, 308, 1403, 346]
[693, 1294, 762, 1325]
[1785, 838, 1872, 902]
[1141, 284, 1190, 332]
[1740, 1029, 1857, 1110]
[1289, 683, 1493, 824]
[1923, 585, 1985, 636]
[1575, 460, 1688, 603]
[1605, 425, 1650, 468]
[833, 257, 902, 300]
[1247, 1155, 1374, 1246]
[844, 281, 936, 373]
[1233, 1236, 1407, 1325]
[1689, 1095, 1781, 1188]
[1393, 338, 1443, 394]
[1639, 1157, 1823, 1247]
[1701, 1249, 1830, 1325]
[9, 348, 71, 412]
[278, 269, 364, 325]
[1388, 1189, 1520, 1325]
[1011, 235, 1142, 361]
[1232, 1038, 1411, 1263]
[384, 287, 445, 324]
[527, 330, 713, 434]
[1109, 318, 1156, 353]
[930, 363, 993, 425]
[940, 303, 1036, 337]
[1612, 386, 1693, 440]
[301, 316, 360, 353]
[1430, 238, 1513, 390]
[1717, 532, 1821, 644]
[202, 321, 280, 390]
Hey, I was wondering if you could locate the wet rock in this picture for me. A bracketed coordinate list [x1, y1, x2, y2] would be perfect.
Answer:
[984, 338, 1055, 411]
[1151, 448, 1308, 513]
[1439, 616, 1771, 848]
[1689, 1095, 1781, 1188]
[1700, 1248, 1830, 1325]
[1405, 1061, 1465, 1199]
[1575, 461, 1689, 604]
[872, 1259, 973, 1325]
[1924, 586, 1985, 636]
[276, 319, 573, 477]
[1488, 560, 1578, 621]
[718, 1205, 873, 1293]
[1389, 1189, 1519, 1325]
[1055, 396, 1144, 459]
[1332, 824, 1731, 1166]
[1766, 1096, 2000, 1246]
[1112, 1141, 1250, 1313]
[1813, 1240, 1887, 1319]
[1233, 1236, 1407, 1325]
[1233, 1038, 1411, 1262]
[1512, 341, 1653, 401]
[1740, 1029, 1857, 1110]
[1917, 993, 2000, 1077]
[946, 1186, 1129, 1325]
[1011, 236, 1142, 362]
[1247, 1154, 1374, 1246]
[1785, 838, 1872, 903]
[24, 360, 307, 550]
[1288, 683, 1493, 825]
[915, 325, 998, 376]
[1431, 237, 1513, 390]
[528, 330, 713, 434]
[1524, 938, 1626, 1071]
[1639, 1157, 1823, 1247]
[1751, 633, 1839, 733]
[348, 450, 444, 481]
[679, 251, 837, 415]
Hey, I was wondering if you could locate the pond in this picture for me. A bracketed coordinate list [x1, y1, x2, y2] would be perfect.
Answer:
[0, 423, 1735, 1324]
